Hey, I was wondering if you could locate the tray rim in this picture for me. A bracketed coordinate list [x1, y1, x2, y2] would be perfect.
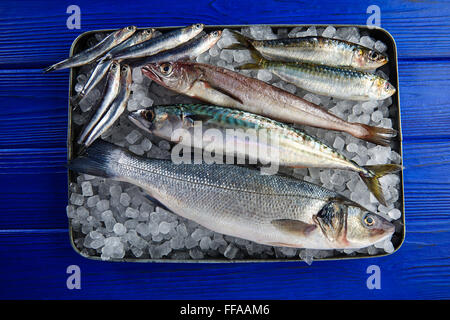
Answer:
[67, 23, 405, 263]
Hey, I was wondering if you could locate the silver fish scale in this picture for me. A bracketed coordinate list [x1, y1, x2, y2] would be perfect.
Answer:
[113, 153, 336, 229]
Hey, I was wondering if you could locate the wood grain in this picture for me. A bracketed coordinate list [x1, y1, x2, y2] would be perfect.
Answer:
[0, 0, 449, 300]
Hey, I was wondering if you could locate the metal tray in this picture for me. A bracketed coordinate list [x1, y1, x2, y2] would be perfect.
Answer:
[67, 24, 405, 262]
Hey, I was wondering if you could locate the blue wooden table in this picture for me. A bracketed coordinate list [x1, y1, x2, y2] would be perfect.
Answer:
[0, 0, 449, 299]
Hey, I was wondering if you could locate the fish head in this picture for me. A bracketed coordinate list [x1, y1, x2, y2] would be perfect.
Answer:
[120, 64, 132, 84]
[345, 205, 395, 248]
[129, 106, 186, 141]
[108, 61, 122, 79]
[141, 61, 199, 94]
[312, 200, 394, 249]
[117, 25, 137, 39]
[369, 77, 396, 100]
[352, 47, 388, 70]
[140, 28, 156, 40]
[182, 23, 205, 41]
[206, 30, 223, 45]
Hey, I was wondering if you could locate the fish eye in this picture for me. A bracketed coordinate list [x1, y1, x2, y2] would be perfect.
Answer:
[363, 214, 375, 227]
[143, 110, 155, 122]
[212, 31, 219, 36]
[111, 63, 117, 69]
[368, 51, 379, 60]
[127, 26, 134, 31]
[195, 23, 203, 29]
[121, 66, 128, 72]
[159, 63, 173, 74]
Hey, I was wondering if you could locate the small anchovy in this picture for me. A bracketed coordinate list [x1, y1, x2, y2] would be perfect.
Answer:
[43, 26, 136, 73]
[107, 23, 204, 61]
[141, 61, 395, 146]
[227, 31, 388, 70]
[237, 42, 396, 101]
[71, 59, 113, 107]
[129, 104, 401, 205]
[68, 140, 395, 250]
[77, 61, 121, 145]
[104, 28, 156, 59]
[83, 65, 132, 148]
[126, 30, 222, 68]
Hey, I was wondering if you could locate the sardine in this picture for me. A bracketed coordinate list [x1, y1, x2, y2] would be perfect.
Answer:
[107, 23, 204, 61]
[125, 30, 222, 67]
[77, 61, 121, 145]
[83, 65, 132, 148]
[68, 140, 395, 250]
[43, 26, 136, 73]
[129, 104, 400, 205]
[227, 31, 388, 70]
[236, 39, 396, 101]
[141, 61, 395, 145]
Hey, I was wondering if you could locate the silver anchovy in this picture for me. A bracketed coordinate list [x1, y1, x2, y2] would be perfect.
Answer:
[43, 26, 136, 73]
[77, 61, 121, 145]
[71, 59, 113, 107]
[126, 30, 222, 68]
[107, 23, 204, 61]
[68, 141, 395, 250]
[83, 65, 132, 148]
[104, 28, 156, 59]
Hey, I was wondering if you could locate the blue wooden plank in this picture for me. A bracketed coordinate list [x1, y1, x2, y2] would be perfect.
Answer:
[0, 0, 449, 68]
[0, 230, 448, 299]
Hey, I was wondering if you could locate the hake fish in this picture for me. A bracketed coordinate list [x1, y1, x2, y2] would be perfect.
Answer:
[125, 30, 222, 67]
[106, 23, 204, 61]
[227, 31, 388, 70]
[129, 104, 400, 205]
[68, 140, 395, 250]
[43, 26, 136, 73]
[83, 64, 132, 148]
[236, 36, 396, 101]
[77, 61, 121, 146]
[141, 61, 395, 145]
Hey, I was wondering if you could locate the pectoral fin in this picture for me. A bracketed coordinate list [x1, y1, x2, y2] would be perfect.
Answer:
[271, 219, 316, 237]
[191, 80, 244, 106]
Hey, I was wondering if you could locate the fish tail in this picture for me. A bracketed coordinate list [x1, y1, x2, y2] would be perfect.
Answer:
[67, 140, 123, 179]
[359, 164, 402, 206]
[357, 124, 397, 146]
[236, 63, 262, 70]
[43, 65, 57, 73]
[228, 31, 266, 65]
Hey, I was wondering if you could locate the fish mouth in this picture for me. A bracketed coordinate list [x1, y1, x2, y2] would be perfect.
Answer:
[141, 65, 161, 82]
[128, 110, 152, 133]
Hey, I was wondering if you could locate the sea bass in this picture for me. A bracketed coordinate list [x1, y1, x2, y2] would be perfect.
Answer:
[235, 34, 395, 101]
[129, 104, 400, 205]
[83, 64, 132, 149]
[107, 23, 204, 61]
[68, 140, 395, 250]
[43, 26, 136, 73]
[141, 61, 394, 145]
[227, 32, 388, 70]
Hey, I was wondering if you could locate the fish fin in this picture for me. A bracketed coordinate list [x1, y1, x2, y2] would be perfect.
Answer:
[67, 140, 122, 178]
[360, 164, 402, 206]
[198, 80, 244, 105]
[43, 64, 58, 73]
[271, 219, 316, 237]
[236, 63, 262, 70]
[229, 30, 266, 64]
[358, 124, 397, 146]
[267, 242, 301, 248]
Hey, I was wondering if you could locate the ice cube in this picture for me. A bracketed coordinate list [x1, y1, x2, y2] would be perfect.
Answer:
[136, 223, 150, 237]
[333, 136, 345, 151]
[129, 144, 145, 156]
[96, 199, 109, 212]
[219, 49, 234, 64]
[70, 193, 84, 206]
[388, 208, 401, 220]
[141, 138, 152, 152]
[189, 248, 204, 259]
[257, 69, 272, 82]
[125, 207, 139, 219]
[321, 26, 336, 38]
[346, 143, 358, 153]
[374, 40, 387, 53]
[224, 243, 239, 259]
[158, 221, 171, 234]
[125, 130, 142, 144]
[113, 223, 127, 236]
[360, 36, 375, 48]
[119, 193, 130, 206]
[199, 237, 212, 250]
[140, 96, 154, 108]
